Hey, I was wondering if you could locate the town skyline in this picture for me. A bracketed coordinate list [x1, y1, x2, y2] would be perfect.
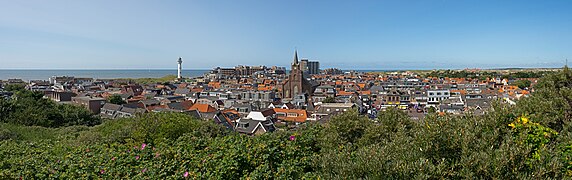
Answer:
[1, 0, 571, 69]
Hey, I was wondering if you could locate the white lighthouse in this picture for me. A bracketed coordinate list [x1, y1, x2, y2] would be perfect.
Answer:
[177, 57, 183, 79]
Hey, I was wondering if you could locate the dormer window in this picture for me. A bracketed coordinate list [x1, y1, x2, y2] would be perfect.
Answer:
[239, 123, 249, 129]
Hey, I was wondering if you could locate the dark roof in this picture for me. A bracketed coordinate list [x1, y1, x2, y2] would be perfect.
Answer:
[234, 118, 275, 135]
[167, 102, 185, 110]
[140, 99, 160, 106]
[439, 104, 464, 111]
[102, 103, 122, 111]
[174, 88, 191, 95]
[466, 99, 490, 109]
[120, 106, 146, 114]
[200, 111, 219, 120]
[184, 110, 201, 119]
[123, 102, 140, 108]
[214, 112, 234, 130]
[369, 85, 384, 92]
[119, 93, 133, 99]
[162, 95, 185, 101]
[260, 108, 276, 117]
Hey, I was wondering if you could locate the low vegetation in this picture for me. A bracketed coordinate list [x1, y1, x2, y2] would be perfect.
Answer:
[123, 75, 178, 84]
[425, 69, 556, 80]
[0, 90, 99, 127]
[1, 68, 571, 178]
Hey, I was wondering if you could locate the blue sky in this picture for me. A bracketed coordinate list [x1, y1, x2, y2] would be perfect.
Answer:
[0, 0, 571, 70]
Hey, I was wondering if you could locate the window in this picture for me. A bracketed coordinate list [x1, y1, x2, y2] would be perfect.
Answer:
[240, 123, 249, 128]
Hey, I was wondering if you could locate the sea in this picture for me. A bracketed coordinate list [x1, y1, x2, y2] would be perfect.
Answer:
[0, 69, 210, 81]
[0, 69, 395, 81]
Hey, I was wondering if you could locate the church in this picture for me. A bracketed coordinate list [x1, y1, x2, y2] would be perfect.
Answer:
[281, 50, 315, 99]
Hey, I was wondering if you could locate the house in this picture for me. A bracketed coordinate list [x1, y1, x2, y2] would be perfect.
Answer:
[118, 106, 146, 117]
[232, 103, 255, 116]
[383, 89, 403, 106]
[195, 97, 223, 109]
[267, 102, 294, 109]
[314, 103, 355, 116]
[311, 103, 355, 121]
[27, 80, 51, 92]
[312, 85, 336, 102]
[139, 99, 161, 111]
[189, 103, 217, 113]
[439, 104, 464, 114]
[246, 109, 276, 121]
[71, 96, 106, 114]
[45, 91, 76, 102]
[166, 100, 194, 111]
[273, 108, 308, 123]
[234, 118, 276, 135]
[121, 84, 144, 96]
[427, 89, 450, 105]
[100, 103, 123, 118]
[240, 90, 275, 102]
[213, 110, 241, 130]
[154, 95, 186, 105]
[173, 87, 191, 97]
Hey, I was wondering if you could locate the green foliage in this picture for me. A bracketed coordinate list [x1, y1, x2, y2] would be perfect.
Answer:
[0, 123, 89, 142]
[79, 112, 227, 145]
[514, 66, 572, 132]
[0, 90, 99, 127]
[510, 71, 554, 79]
[319, 109, 369, 149]
[0, 113, 320, 179]
[426, 69, 500, 79]
[425, 69, 554, 80]
[427, 106, 437, 113]
[1, 68, 572, 179]
[563, 143, 572, 176]
[117, 75, 177, 85]
[2, 83, 25, 92]
[107, 94, 125, 105]
[512, 79, 532, 89]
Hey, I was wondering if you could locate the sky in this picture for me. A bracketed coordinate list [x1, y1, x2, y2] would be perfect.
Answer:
[0, 0, 571, 70]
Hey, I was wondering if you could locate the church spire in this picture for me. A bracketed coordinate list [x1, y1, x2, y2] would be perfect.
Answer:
[293, 49, 299, 65]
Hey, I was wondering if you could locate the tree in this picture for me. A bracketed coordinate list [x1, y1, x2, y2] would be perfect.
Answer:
[108, 94, 125, 105]
[512, 80, 532, 89]
[3, 84, 25, 92]
[0, 89, 100, 127]
[0, 98, 12, 121]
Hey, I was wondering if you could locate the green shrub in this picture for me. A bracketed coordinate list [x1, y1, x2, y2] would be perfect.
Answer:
[2, 68, 572, 179]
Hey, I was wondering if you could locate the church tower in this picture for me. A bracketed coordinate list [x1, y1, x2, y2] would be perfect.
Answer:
[289, 50, 303, 97]
[282, 50, 314, 99]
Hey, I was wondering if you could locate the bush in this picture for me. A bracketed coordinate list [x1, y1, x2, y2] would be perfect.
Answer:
[0, 90, 100, 127]
[79, 112, 227, 145]
[2, 68, 572, 178]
